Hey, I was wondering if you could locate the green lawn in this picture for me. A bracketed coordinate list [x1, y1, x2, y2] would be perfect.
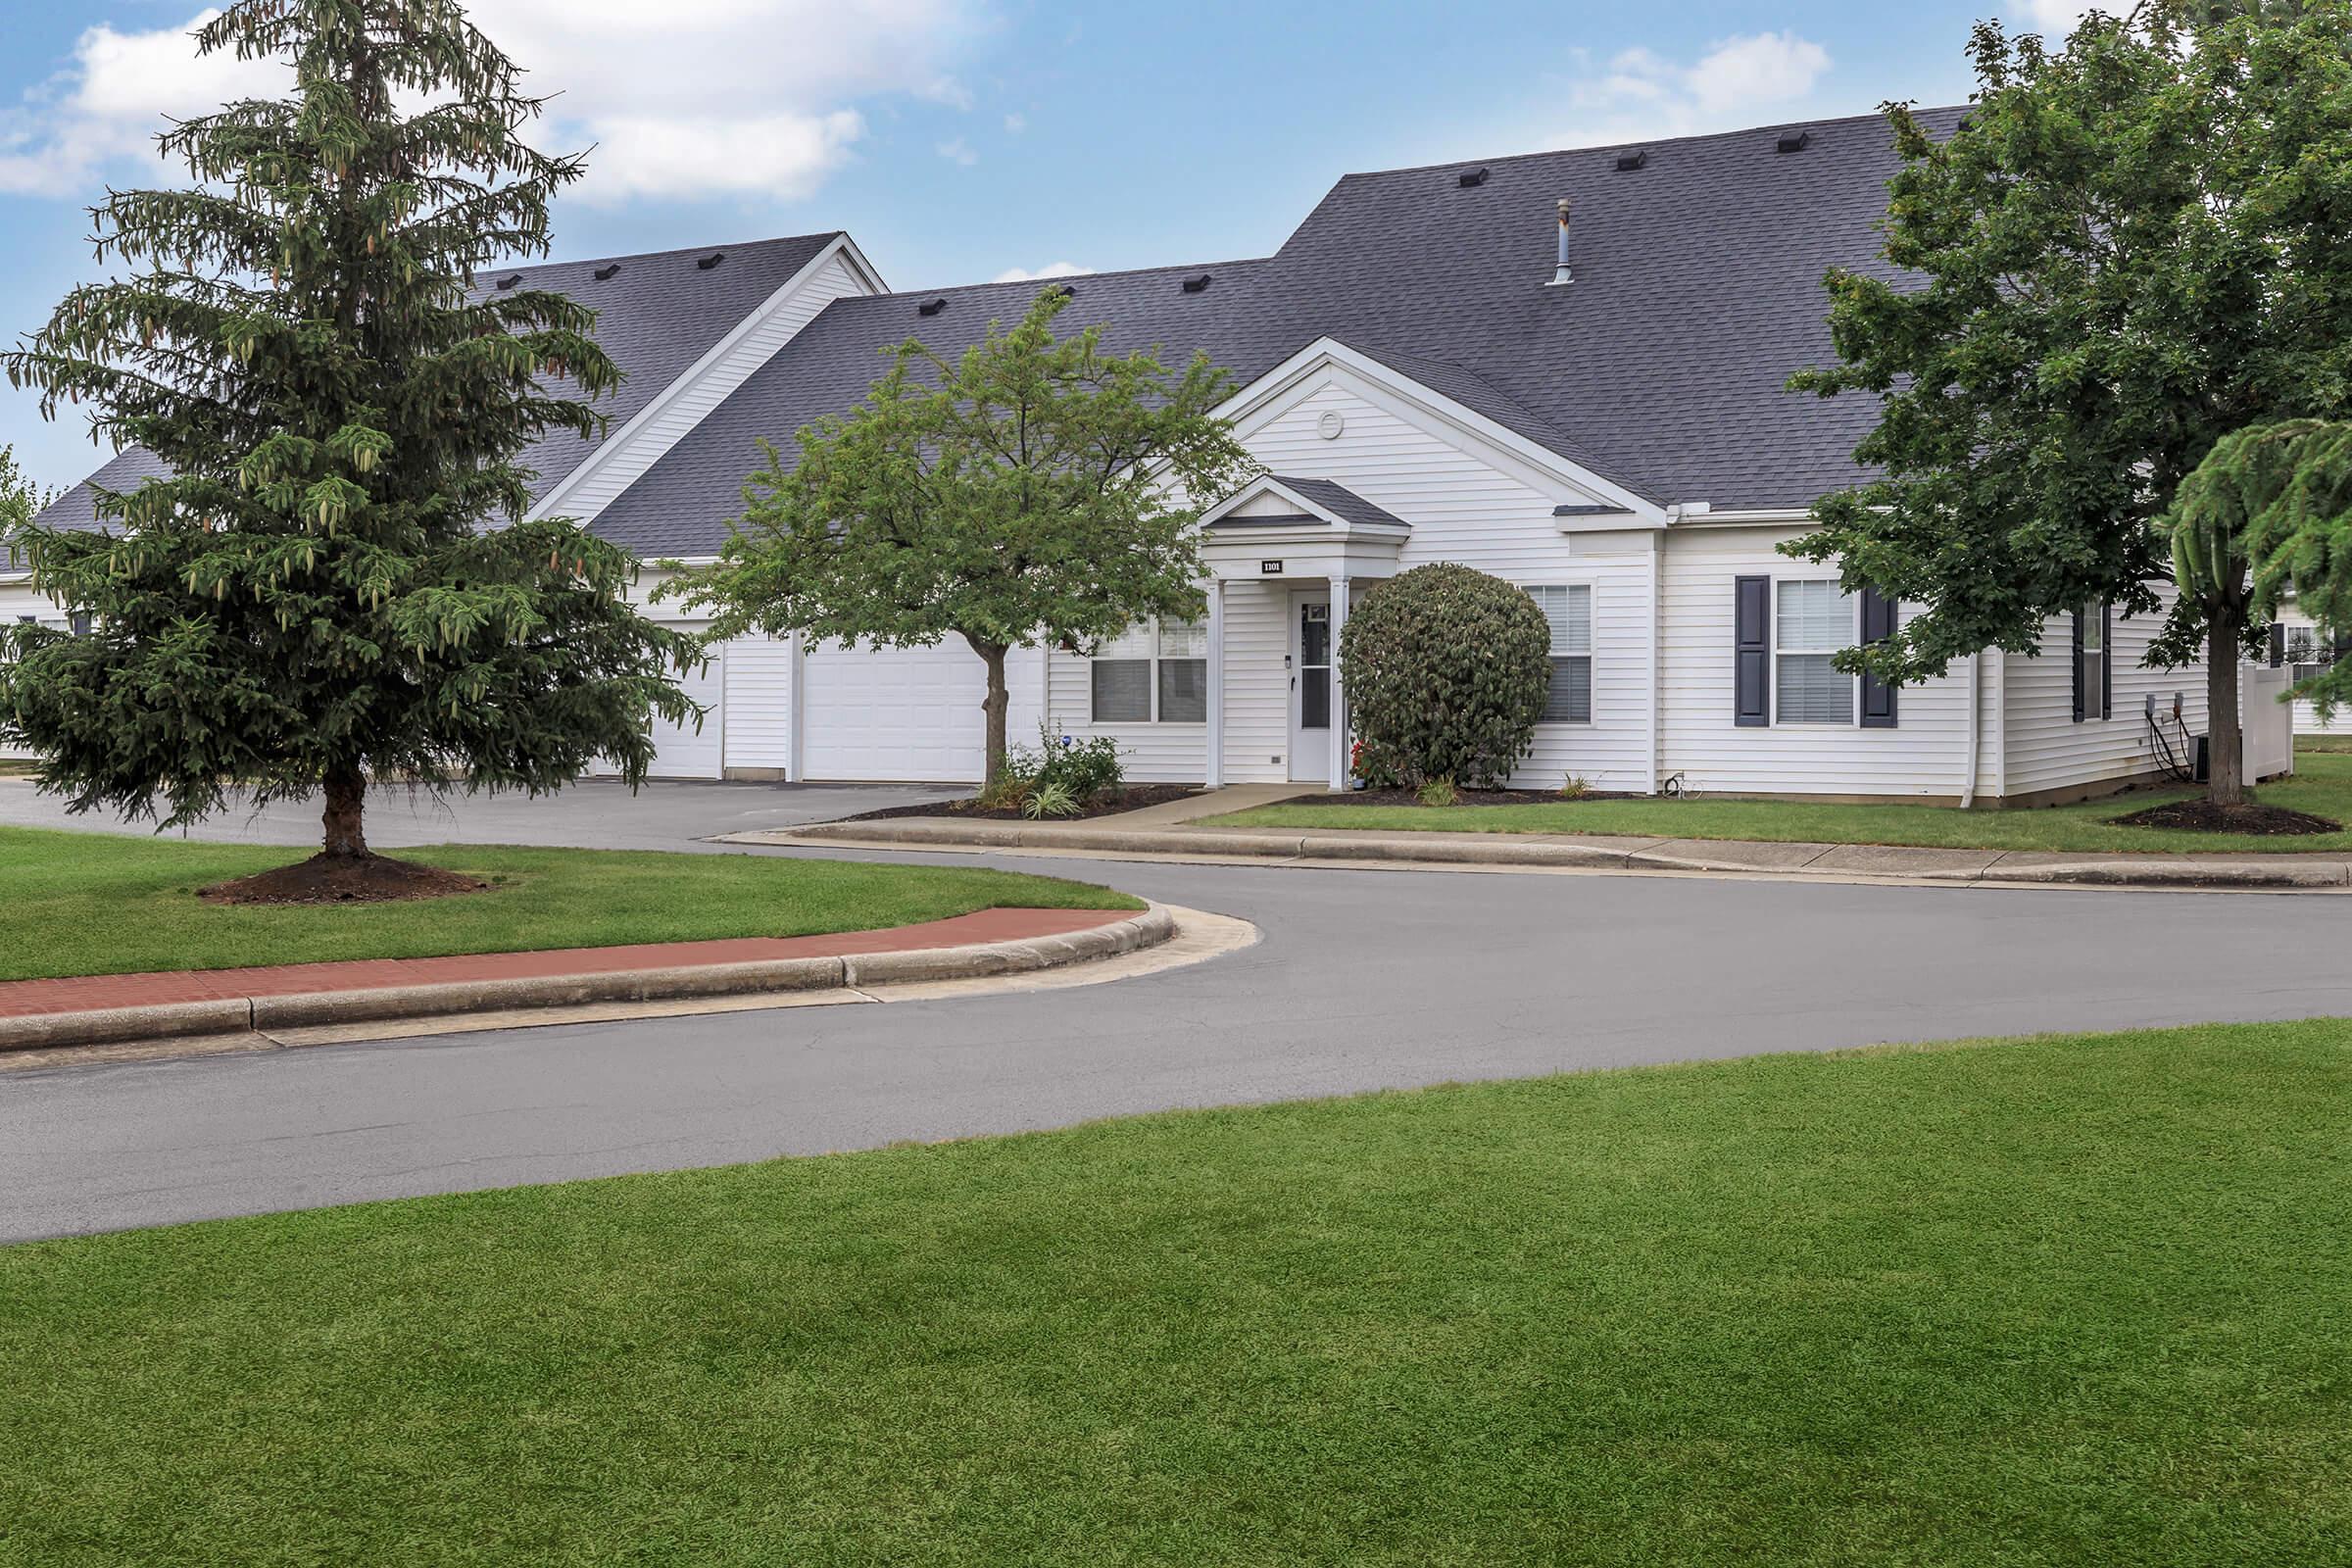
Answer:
[1209, 748, 2352, 854]
[0, 826, 1140, 982]
[6, 1020, 2349, 1566]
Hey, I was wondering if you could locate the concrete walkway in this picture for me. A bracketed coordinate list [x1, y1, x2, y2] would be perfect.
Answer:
[763, 794, 2352, 891]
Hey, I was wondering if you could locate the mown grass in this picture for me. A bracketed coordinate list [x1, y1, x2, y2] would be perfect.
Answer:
[5, 1020, 2349, 1566]
[0, 825, 1140, 981]
[1210, 748, 2352, 853]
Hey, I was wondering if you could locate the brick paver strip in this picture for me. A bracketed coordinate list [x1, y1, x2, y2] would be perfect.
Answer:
[0, 907, 1126, 1019]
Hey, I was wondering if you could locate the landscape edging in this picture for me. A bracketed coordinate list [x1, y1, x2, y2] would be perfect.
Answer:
[782, 818, 2352, 890]
[0, 905, 1175, 1054]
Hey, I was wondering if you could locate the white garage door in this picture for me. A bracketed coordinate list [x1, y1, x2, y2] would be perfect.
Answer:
[801, 640, 987, 782]
[646, 647, 726, 779]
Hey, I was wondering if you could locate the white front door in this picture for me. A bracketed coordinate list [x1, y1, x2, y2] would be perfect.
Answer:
[1289, 593, 1333, 783]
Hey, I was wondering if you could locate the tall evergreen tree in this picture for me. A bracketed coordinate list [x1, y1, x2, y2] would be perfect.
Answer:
[1788, 1, 2352, 805]
[1, 0, 694, 893]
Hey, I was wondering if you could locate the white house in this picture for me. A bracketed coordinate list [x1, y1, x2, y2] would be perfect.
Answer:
[13, 109, 2275, 804]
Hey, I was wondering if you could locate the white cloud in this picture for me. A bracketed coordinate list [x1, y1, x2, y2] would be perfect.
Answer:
[2019, 0, 2101, 36]
[990, 261, 1089, 283]
[1002, 111, 1025, 133]
[1545, 30, 1832, 147]
[936, 135, 978, 166]
[0, 1, 992, 203]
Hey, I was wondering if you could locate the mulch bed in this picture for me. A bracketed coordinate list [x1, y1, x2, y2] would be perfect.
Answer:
[1282, 786, 1639, 808]
[201, 852, 491, 906]
[835, 782, 1204, 823]
[2110, 799, 2342, 837]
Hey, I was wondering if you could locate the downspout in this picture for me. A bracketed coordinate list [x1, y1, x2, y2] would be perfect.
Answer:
[1645, 527, 1665, 794]
[1958, 651, 1981, 808]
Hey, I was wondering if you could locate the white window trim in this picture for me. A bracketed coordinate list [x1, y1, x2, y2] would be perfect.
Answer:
[1525, 581, 1596, 726]
[1772, 575, 1860, 728]
[2079, 603, 2109, 723]
[1089, 615, 1208, 726]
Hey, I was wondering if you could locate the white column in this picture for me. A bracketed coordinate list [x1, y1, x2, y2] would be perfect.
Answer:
[1328, 575, 1351, 792]
[785, 629, 806, 783]
[1204, 578, 1226, 789]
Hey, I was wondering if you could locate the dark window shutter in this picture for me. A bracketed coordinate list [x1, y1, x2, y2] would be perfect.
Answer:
[1859, 587, 1898, 729]
[1734, 575, 1770, 727]
[2070, 609, 2085, 722]
[2269, 622, 2286, 667]
[2100, 603, 2114, 719]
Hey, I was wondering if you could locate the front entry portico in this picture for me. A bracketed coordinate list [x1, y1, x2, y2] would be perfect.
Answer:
[1198, 475, 1408, 791]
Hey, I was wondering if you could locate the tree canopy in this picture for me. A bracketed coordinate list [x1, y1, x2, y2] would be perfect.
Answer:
[0, 0, 695, 883]
[668, 288, 1258, 783]
[1787, 1, 2352, 801]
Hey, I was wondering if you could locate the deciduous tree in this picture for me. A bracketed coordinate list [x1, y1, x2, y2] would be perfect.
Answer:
[669, 289, 1256, 785]
[1788, 1, 2352, 804]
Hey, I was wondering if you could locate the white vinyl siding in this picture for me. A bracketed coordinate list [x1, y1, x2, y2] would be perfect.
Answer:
[718, 634, 794, 771]
[1527, 584, 1592, 723]
[1999, 585, 2205, 797]
[1775, 579, 1853, 726]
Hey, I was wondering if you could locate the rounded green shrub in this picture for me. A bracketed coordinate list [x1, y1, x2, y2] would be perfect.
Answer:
[1340, 563, 1551, 789]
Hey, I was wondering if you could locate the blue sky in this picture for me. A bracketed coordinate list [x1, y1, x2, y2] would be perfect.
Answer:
[0, 0, 2092, 493]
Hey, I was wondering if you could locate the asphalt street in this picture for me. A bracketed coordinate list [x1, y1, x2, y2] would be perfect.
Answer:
[4, 781, 2347, 1241]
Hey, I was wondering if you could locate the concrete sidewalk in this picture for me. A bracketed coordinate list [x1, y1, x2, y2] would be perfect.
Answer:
[758, 808, 2352, 891]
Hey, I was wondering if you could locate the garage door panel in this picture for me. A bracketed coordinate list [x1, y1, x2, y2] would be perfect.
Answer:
[645, 651, 725, 779]
[802, 641, 985, 783]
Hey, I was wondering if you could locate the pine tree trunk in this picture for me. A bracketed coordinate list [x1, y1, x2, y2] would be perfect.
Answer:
[321, 766, 369, 859]
[2206, 604, 2246, 808]
[979, 644, 1010, 787]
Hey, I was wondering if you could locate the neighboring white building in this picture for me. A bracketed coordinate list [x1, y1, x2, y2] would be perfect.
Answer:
[9, 111, 2281, 802]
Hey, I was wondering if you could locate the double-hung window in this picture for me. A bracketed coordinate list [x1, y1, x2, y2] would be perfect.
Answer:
[1091, 617, 1207, 723]
[2284, 624, 2336, 688]
[1775, 579, 1853, 724]
[1526, 585, 1592, 723]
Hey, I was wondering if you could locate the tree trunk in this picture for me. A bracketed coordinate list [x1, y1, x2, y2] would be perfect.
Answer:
[979, 644, 1010, 787]
[321, 765, 369, 859]
[2206, 603, 2246, 808]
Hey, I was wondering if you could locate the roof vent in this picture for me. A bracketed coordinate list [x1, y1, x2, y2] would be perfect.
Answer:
[1548, 198, 1573, 287]
[1182, 272, 1211, 294]
[1049, 282, 1075, 300]
[1457, 167, 1489, 188]
[917, 297, 947, 317]
[1775, 129, 1810, 154]
[1614, 149, 1646, 172]
[495, 273, 521, 290]
[593, 264, 620, 281]
[697, 252, 725, 270]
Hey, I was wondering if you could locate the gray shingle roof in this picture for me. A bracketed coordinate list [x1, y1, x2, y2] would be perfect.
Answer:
[1267, 476, 1408, 530]
[29, 232, 841, 533]
[598, 106, 1961, 556]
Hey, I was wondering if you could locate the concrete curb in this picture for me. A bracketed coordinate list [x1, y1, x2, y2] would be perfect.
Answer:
[779, 818, 2352, 891]
[0, 905, 1175, 1055]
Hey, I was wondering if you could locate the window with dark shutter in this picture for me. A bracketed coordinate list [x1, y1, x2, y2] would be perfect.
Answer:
[1734, 575, 1770, 726]
[1859, 587, 1897, 729]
